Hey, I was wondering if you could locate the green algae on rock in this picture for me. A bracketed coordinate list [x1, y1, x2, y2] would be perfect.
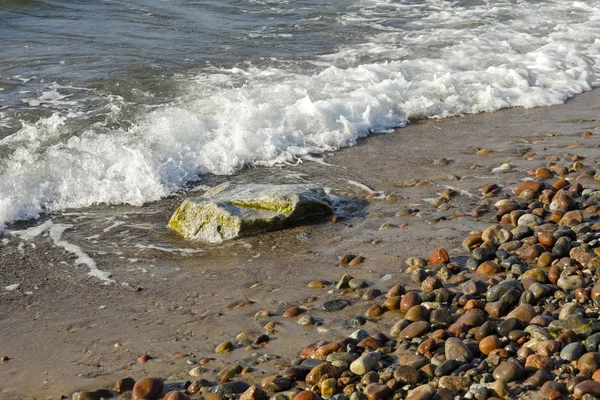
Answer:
[168, 182, 333, 243]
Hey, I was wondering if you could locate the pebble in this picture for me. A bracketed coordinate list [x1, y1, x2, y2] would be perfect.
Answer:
[560, 342, 586, 361]
[132, 377, 164, 400]
[163, 392, 190, 400]
[240, 385, 268, 400]
[323, 299, 350, 312]
[429, 248, 450, 264]
[283, 307, 304, 318]
[349, 352, 381, 375]
[115, 377, 136, 393]
[363, 384, 391, 400]
[398, 321, 431, 340]
[492, 360, 524, 383]
[297, 314, 316, 326]
[215, 341, 234, 353]
[406, 384, 436, 400]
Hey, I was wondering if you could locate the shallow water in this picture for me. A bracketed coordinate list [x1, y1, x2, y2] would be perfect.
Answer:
[1, 0, 600, 227]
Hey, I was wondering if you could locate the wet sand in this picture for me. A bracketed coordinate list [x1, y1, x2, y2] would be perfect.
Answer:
[1, 88, 600, 399]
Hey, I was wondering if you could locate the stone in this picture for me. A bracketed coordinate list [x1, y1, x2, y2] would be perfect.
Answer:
[283, 307, 304, 318]
[537, 340, 560, 356]
[132, 377, 164, 400]
[382, 296, 401, 311]
[429, 248, 450, 264]
[485, 301, 508, 318]
[215, 341, 234, 353]
[586, 333, 600, 352]
[434, 360, 460, 377]
[438, 376, 471, 393]
[548, 315, 594, 337]
[429, 308, 453, 326]
[539, 381, 567, 399]
[337, 274, 353, 290]
[364, 305, 385, 319]
[523, 369, 553, 387]
[323, 300, 350, 312]
[506, 304, 536, 324]
[559, 210, 584, 226]
[561, 342, 586, 362]
[400, 292, 422, 313]
[574, 380, 600, 399]
[209, 382, 251, 396]
[483, 225, 512, 245]
[486, 280, 523, 303]
[479, 335, 501, 356]
[315, 344, 342, 360]
[455, 309, 485, 328]
[476, 261, 501, 275]
[393, 365, 421, 386]
[349, 352, 381, 375]
[295, 392, 321, 400]
[261, 376, 292, 393]
[524, 354, 552, 371]
[406, 384, 436, 400]
[75, 390, 115, 400]
[492, 360, 524, 383]
[577, 353, 600, 376]
[115, 377, 136, 393]
[405, 305, 430, 322]
[398, 321, 431, 340]
[514, 181, 543, 196]
[462, 280, 487, 296]
[240, 385, 268, 400]
[445, 337, 473, 362]
[306, 363, 342, 386]
[363, 384, 391, 400]
[298, 314, 315, 326]
[163, 392, 190, 400]
[421, 276, 442, 292]
[168, 182, 332, 242]
[320, 378, 337, 397]
[557, 275, 585, 291]
[386, 284, 406, 298]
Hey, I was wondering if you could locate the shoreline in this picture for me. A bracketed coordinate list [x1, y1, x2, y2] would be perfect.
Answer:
[2, 88, 600, 399]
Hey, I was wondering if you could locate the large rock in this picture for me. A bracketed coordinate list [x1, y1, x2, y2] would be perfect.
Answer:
[168, 182, 333, 242]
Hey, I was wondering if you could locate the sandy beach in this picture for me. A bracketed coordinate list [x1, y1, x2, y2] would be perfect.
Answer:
[2, 88, 600, 399]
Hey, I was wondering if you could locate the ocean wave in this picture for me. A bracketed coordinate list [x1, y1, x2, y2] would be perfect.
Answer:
[0, 0, 599, 227]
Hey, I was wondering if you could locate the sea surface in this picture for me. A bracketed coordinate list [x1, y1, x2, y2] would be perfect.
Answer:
[1, 0, 600, 228]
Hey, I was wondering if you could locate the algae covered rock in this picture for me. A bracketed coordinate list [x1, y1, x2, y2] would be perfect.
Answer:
[168, 182, 333, 243]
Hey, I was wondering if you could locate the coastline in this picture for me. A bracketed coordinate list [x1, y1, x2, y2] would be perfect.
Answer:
[1, 88, 600, 399]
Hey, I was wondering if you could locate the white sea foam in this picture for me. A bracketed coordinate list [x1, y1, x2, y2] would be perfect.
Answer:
[0, 0, 600, 226]
[11, 221, 114, 284]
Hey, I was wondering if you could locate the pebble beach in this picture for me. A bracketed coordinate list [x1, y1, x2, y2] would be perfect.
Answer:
[3, 87, 600, 400]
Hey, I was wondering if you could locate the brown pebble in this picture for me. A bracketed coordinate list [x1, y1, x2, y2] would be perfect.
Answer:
[574, 380, 600, 399]
[239, 385, 268, 400]
[115, 377, 136, 393]
[294, 391, 321, 400]
[386, 284, 406, 298]
[429, 248, 450, 264]
[479, 335, 501, 356]
[138, 354, 151, 364]
[400, 292, 422, 313]
[163, 392, 190, 400]
[365, 304, 385, 319]
[283, 307, 304, 318]
[132, 377, 164, 400]
[348, 256, 365, 266]
[264, 321, 277, 330]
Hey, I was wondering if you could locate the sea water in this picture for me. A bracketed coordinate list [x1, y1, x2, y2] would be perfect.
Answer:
[1, 0, 599, 227]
